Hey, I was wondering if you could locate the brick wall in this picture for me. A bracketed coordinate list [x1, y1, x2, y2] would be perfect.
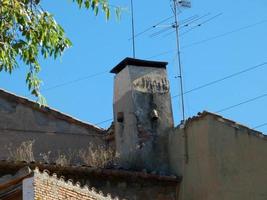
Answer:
[32, 169, 113, 200]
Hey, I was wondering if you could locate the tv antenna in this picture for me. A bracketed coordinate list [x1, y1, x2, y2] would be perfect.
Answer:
[128, 0, 220, 123]
[172, 0, 191, 123]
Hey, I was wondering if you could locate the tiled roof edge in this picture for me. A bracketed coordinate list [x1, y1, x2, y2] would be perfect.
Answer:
[0, 166, 32, 190]
[0, 89, 105, 133]
[0, 160, 181, 183]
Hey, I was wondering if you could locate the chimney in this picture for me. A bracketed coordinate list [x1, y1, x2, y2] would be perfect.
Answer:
[110, 58, 174, 172]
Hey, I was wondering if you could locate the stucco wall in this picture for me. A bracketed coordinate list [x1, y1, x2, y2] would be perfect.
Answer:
[0, 93, 106, 162]
[169, 114, 267, 200]
[113, 65, 173, 172]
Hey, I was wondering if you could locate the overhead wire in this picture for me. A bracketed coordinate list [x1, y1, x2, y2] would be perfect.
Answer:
[253, 123, 267, 130]
[95, 118, 113, 125]
[38, 19, 267, 93]
[34, 17, 204, 95]
[146, 18, 267, 58]
[149, 26, 174, 38]
[146, 49, 177, 59]
[38, 14, 227, 93]
[182, 19, 267, 49]
[33, 17, 267, 126]
[172, 62, 267, 98]
[215, 93, 267, 113]
[41, 70, 108, 92]
[94, 61, 267, 126]
[95, 90, 267, 127]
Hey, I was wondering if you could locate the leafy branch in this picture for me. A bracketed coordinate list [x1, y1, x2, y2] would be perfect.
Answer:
[0, 0, 120, 105]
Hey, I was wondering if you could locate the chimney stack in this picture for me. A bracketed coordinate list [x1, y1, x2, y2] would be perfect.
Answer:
[110, 58, 174, 172]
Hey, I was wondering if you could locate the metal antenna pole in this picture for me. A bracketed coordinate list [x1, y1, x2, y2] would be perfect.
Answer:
[173, 0, 185, 123]
[130, 0, 136, 58]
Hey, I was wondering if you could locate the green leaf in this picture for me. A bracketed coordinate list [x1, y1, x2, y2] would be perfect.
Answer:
[0, 0, 119, 106]
[115, 7, 122, 20]
[84, 0, 91, 8]
[94, 6, 99, 15]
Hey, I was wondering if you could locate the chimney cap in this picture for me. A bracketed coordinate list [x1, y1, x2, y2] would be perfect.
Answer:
[110, 57, 168, 74]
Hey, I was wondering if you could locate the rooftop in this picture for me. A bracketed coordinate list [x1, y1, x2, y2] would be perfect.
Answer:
[0, 166, 116, 200]
[0, 160, 181, 184]
[0, 88, 104, 133]
[181, 110, 267, 140]
[110, 57, 168, 74]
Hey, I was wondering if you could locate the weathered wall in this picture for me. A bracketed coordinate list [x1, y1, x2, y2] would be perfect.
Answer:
[169, 114, 267, 200]
[86, 173, 178, 200]
[113, 65, 173, 172]
[0, 91, 106, 162]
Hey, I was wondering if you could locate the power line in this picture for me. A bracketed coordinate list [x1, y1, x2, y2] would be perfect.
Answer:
[150, 26, 174, 38]
[39, 19, 267, 93]
[182, 19, 267, 49]
[41, 71, 108, 92]
[37, 19, 267, 95]
[253, 123, 267, 129]
[95, 118, 113, 125]
[172, 62, 267, 98]
[146, 49, 177, 59]
[146, 19, 267, 59]
[215, 93, 267, 113]
[45, 98, 267, 129]
[20, 14, 266, 127]
[94, 61, 267, 127]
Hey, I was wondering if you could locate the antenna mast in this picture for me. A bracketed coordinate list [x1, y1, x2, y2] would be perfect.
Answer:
[130, 0, 136, 58]
[172, 0, 191, 123]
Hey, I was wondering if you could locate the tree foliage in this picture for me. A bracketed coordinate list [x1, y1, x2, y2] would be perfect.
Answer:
[0, 0, 118, 104]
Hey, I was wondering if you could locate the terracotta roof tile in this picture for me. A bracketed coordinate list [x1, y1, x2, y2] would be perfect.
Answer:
[0, 160, 181, 184]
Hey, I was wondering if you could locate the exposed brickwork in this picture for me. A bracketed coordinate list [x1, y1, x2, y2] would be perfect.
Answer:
[0, 162, 180, 200]
[32, 168, 114, 200]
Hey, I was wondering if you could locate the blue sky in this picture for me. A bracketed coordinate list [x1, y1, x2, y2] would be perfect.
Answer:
[1, 0, 267, 133]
